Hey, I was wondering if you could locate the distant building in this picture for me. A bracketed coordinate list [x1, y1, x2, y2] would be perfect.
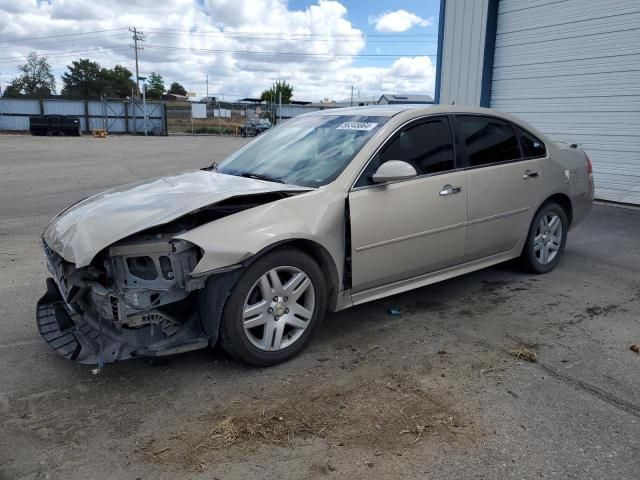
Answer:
[377, 94, 434, 105]
[333, 96, 378, 108]
[163, 93, 189, 101]
[237, 97, 263, 104]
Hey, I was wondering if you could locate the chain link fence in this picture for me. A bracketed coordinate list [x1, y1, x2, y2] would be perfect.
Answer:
[166, 101, 338, 136]
[166, 101, 271, 135]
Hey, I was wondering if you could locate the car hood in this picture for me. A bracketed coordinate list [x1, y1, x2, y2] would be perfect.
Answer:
[43, 170, 309, 267]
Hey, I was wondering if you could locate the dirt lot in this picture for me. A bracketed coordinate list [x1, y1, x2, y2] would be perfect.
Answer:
[1, 135, 639, 480]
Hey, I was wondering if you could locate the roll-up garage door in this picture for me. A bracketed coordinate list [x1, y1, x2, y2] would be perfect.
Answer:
[490, 0, 640, 204]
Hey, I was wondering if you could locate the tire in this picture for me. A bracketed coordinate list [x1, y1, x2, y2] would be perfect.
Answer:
[218, 248, 327, 366]
[520, 202, 568, 274]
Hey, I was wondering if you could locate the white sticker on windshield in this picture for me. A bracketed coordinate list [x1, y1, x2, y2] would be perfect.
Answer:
[337, 121, 379, 131]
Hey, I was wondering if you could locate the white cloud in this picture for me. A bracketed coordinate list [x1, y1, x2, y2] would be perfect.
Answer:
[370, 9, 433, 33]
[0, 1, 436, 101]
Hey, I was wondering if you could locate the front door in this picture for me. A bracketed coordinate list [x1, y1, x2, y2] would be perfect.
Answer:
[349, 116, 468, 292]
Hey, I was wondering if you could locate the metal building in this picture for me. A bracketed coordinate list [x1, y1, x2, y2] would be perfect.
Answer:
[436, 0, 640, 205]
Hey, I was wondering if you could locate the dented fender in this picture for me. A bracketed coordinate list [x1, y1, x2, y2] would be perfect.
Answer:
[176, 187, 348, 286]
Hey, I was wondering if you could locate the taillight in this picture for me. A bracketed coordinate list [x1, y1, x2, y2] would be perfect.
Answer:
[584, 152, 593, 175]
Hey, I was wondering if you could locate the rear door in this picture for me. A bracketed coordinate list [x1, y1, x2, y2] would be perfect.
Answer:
[349, 116, 468, 291]
[453, 115, 544, 261]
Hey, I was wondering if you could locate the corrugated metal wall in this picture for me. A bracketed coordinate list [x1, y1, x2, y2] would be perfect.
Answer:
[438, 0, 490, 106]
[0, 98, 166, 135]
[491, 0, 640, 204]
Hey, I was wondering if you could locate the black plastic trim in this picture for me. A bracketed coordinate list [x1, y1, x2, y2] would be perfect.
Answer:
[434, 0, 447, 104]
[480, 0, 500, 107]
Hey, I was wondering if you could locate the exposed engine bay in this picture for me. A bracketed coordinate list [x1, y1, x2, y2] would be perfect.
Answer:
[37, 191, 302, 365]
[93, 232, 200, 333]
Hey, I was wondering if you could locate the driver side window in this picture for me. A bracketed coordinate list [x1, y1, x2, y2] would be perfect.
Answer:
[355, 117, 455, 187]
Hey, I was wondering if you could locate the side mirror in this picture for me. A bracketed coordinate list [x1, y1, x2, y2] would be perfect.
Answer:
[371, 160, 418, 183]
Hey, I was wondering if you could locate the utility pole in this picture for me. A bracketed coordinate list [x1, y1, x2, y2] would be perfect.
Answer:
[0, 72, 4, 131]
[206, 74, 209, 99]
[140, 77, 148, 136]
[129, 27, 145, 97]
[350, 85, 354, 107]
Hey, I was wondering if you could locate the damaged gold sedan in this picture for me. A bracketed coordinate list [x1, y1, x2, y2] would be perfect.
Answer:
[37, 105, 593, 367]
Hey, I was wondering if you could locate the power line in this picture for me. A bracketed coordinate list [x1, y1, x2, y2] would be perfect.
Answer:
[0, 44, 436, 67]
[1, 28, 129, 44]
[0, 47, 131, 63]
[1, 33, 130, 49]
[0, 28, 437, 51]
[143, 44, 437, 58]
[142, 27, 438, 38]
[142, 29, 437, 43]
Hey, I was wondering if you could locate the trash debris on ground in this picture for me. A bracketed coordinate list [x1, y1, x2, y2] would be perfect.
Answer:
[388, 307, 401, 315]
[630, 345, 640, 354]
[399, 424, 426, 445]
[509, 345, 537, 363]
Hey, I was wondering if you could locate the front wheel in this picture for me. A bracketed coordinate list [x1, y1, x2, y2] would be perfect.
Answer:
[218, 248, 327, 366]
[520, 202, 568, 273]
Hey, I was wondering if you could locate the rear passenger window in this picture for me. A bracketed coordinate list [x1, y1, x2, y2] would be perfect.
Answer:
[457, 115, 521, 167]
[515, 125, 546, 158]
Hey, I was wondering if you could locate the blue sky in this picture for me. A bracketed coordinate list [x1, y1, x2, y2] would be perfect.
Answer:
[290, 0, 441, 67]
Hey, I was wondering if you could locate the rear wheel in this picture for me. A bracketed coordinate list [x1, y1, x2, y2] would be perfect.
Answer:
[520, 202, 568, 273]
[219, 248, 327, 366]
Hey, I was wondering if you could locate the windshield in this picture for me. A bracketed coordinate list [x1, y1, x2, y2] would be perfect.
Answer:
[217, 115, 388, 187]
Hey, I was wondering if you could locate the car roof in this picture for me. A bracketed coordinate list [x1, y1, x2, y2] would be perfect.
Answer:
[307, 104, 426, 117]
[304, 104, 514, 119]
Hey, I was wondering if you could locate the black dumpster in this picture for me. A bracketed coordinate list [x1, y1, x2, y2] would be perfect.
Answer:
[30, 115, 82, 136]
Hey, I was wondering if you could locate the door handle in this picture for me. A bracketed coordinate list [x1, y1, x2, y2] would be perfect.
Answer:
[523, 170, 539, 179]
[439, 184, 463, 196]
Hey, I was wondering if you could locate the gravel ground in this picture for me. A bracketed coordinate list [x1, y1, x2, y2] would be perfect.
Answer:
[1, 135, 639, 480]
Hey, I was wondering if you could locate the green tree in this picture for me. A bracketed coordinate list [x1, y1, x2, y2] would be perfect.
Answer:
[101, 65, 135, 98]
[9, 52, 56, 97]
[2, 82, 23, 97]
[61, 58, 103, 97]
[61, 60, 135, 98]
[145, 72, 165, 99]
[260, 80, 293, 104]
[167, 81, 187, 96]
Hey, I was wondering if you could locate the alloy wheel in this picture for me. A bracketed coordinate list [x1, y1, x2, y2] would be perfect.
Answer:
[242, 266, 315, 351]
[533, 212, 563, 265]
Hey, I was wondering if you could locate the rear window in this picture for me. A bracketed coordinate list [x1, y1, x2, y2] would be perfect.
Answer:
[457, 115, 521, 167]
[515, 125, 546, 158]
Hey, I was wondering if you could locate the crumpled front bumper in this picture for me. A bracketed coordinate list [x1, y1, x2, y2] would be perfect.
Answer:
[36, 278, 102, 364]
[36, 278, 209, 365]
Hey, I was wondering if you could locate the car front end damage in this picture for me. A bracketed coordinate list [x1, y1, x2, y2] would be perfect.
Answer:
[34, 172, 315, 366]
[37, 229, 219, 365]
